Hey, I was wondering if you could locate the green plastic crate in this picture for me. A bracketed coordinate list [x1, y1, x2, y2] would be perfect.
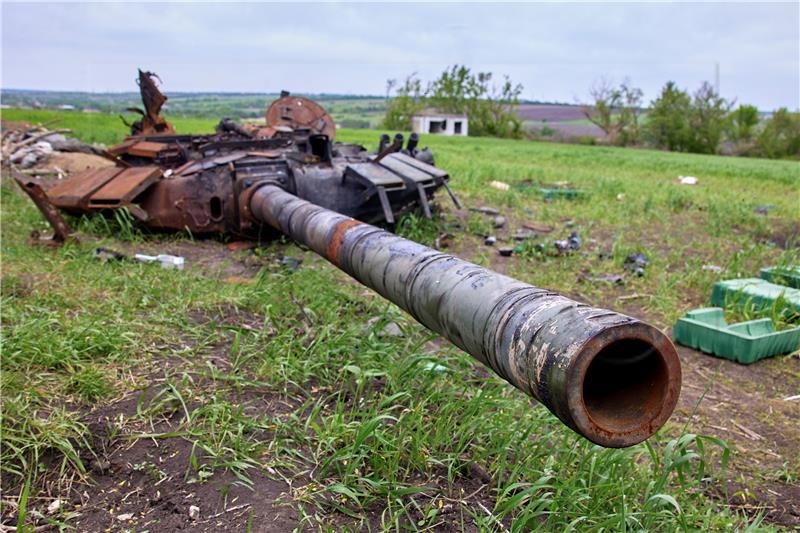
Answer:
[673, 308, 800, 364]
[760, 266, 800, 289]
[710, 278, 800, 315]
[538, 188, 584, 200]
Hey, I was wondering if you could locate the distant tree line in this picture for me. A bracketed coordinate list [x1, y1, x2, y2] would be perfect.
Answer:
[583, 79, 800, 159]
[383, 65, 524, 139]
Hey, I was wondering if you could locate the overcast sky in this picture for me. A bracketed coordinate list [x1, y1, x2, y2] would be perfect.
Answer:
[1, 2, 798, 110]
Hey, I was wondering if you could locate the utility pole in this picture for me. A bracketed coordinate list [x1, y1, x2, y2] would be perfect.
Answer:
[714, 62, 720, 95]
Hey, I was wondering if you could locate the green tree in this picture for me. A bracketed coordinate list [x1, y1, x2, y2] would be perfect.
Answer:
[382, 65, 523, 138]
[727, 104, 760, 143]
[645, 81, 692, 151]
[755, 108, 800, 159]
[382, 74, 425, 130]
[687, 82, 730, 154]
[583, 79, 643, 146]
[428, 65, 524, 138]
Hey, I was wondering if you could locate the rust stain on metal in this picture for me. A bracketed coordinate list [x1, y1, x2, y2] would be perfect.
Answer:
[37, 70, 458, 238]
[48, 167, 125, 209]
[127, 141, 170, 158]
[124, 69, 175, 135]
[89, 166, 162, 207]
[324, 218, 363, 266]
[12, 171, 75, 245]
[266, 94, 336, 140]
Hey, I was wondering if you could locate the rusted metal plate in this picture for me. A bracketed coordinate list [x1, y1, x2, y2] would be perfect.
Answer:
[266, 95, 336, 140]
[172, 160, 197, 176]
[12, 170, 75, 244]
[88, 166, 162, 207]
[48, 167, 125, 209]
[107, 138, 138, 156]
[246, 150, 281, 159]
[128, 141, 170, 158]
[128, 69, 175, 136]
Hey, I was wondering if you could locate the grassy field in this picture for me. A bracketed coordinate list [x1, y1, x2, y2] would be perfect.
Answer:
[1, 108, 219, 145]
[2, 110, 799, 531]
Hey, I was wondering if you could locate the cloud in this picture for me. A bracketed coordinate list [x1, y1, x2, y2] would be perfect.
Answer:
[1, 2, 797, 109]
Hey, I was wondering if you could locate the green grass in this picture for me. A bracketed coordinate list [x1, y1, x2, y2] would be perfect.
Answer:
[1, 108, 218, 145]
[2, 110, 798, 530]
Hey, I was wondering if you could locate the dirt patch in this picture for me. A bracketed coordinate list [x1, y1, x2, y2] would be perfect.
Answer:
[189, 302, 275, 334]
[755, 221, 800, 250]
[87, 236, 286, 281]
[43, 152, 115, 175]
[65, 393, 299, 532]
[671, 346, 800, 527]
[324, 468, 501, 532]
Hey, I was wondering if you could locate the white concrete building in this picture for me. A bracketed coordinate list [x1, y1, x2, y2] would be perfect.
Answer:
[411, 109, 468, 136]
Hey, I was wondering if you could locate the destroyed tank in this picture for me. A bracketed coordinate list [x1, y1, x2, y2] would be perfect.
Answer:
[32, 71, 460, 239]
[12, 71, 681, 448]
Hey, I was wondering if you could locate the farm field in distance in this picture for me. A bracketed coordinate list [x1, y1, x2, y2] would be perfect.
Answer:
[1, 109, 799, 531]
[1, 89, 601, 136]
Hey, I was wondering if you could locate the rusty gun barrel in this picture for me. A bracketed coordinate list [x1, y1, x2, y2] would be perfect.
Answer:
[249, 185, 681, 447]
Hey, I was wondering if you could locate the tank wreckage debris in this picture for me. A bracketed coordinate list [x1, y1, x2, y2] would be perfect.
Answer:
[10, 70, 681, 447]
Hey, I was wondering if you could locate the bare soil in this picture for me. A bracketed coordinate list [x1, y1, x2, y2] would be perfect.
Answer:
[71, 391, 299, 532]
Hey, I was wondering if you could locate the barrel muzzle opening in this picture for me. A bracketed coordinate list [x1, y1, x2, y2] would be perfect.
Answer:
[568, 328, 681, 448]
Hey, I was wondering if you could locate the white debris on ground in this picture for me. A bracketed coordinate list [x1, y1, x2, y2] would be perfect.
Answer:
[188, 505, 200, 520]
[1, 123, 109, 176]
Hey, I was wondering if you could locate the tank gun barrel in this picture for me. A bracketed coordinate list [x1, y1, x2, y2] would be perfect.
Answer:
[250, 184, 681, 447]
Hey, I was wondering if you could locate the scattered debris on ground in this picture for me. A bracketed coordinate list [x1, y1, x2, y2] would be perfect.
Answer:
[522, 221, 554, 233]
[513, 229, 536, 241]
[363, 317, 404, 337]
[277, 255, 302, 271]
[585, 273, 625, 285]
[623, 253, 649, 276]
[1, 123, 108, 170]
[134, 252, 185, 269]
[435, 232, 453, 249]
[469, 206, 500, 215]
[554, 231, 581, 254]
